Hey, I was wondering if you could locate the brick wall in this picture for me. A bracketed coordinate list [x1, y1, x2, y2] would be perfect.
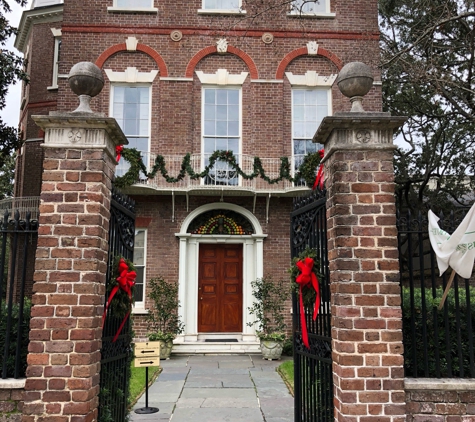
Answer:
[406, 380, 475, 422]
[0, 381, 24, 422]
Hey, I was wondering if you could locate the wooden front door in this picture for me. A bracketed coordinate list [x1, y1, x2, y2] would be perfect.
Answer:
[198, 244, 243, 332]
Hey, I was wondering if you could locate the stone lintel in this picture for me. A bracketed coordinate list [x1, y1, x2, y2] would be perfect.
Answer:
[313, 112, 407, 161]
[405, 378, 475, 391]
[32, 113, 128, 162]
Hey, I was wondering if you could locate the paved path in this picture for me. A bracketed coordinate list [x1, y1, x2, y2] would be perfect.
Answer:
[129, 354, 294, 422]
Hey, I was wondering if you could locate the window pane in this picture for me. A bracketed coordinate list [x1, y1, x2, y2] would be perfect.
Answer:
[228, 90, 239, 104]
[139, 119, 149, 136]
[114, 87, 125, 103]
[204, 138, 215, 154]
[204, 120, 215, 136]
[228, 105, 239, 121]
[204, 89, 215, 104]
[217, 90, 228, 104]
[216, 138, 228, 151]
[216, 121, 227, 136]
[204, 105, 215, 120]
[228, 121, 239, 136]
[228, 138, 239, 152]
[217, 106, 227, 120]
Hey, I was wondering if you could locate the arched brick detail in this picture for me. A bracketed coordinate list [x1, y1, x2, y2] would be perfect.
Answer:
[185, 45, 259, 79]
[95, 43, 168, 77]
[275, 46, 343, 79]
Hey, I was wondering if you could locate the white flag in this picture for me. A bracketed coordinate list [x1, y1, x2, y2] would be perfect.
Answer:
[428, 203, 475, 279]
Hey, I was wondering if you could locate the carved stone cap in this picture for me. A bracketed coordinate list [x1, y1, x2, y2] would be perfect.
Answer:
[312, 113, 407, 162]
[32, 114, 128, 161]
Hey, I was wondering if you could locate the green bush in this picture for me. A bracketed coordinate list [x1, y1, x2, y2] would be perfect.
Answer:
[0, 299, 31, 378]
[402, 286, 475, 377]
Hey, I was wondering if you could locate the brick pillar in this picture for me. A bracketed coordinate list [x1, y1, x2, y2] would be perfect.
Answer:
[22, 114, 127, 422]
[314, 113, 407, 422]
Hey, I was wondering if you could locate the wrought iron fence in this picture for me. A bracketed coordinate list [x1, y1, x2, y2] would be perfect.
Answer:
[98, 189, 135, 422]
[0, 210, 38, 379]
[291, 188, 333, 422]
[397, 208, 475, 378]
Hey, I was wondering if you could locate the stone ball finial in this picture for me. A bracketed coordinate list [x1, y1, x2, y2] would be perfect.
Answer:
[68, 62, 104, 113]
[336, 62, 374, 112]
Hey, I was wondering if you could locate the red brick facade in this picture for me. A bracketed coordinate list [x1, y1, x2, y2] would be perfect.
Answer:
[14, 0, 383, 344]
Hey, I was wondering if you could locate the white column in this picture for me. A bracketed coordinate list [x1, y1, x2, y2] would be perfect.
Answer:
[184, 238, 199, 341]
[242, 238, 257, 339]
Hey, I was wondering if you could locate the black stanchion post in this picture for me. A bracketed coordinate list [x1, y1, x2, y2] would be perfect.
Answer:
[134, 366, 159, 414]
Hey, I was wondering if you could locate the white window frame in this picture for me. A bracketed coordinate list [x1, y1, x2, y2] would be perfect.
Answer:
[32, 0, 64, 7]
[47, 29, 61, 90]
[201, 86, 242, 186]
[198, 0, 245, 15]
[132, 229, 147, 312]
[288, 0, 335, 18]
[108, 0, 158, 13]
[291, 87, 331, 185]
[109, 84, 152, 177]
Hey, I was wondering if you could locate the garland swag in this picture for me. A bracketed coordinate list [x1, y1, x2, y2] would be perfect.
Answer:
[114, 148, 322, 188]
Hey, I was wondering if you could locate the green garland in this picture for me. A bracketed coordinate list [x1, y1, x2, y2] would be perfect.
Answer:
[114, 148, 322, 188]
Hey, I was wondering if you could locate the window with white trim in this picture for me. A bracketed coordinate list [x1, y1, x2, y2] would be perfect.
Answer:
[202, 0, 240, 10]
[114, 0, 153, 8]
[202, 87, 241, 186]
[133, 229, 147, 309]
[291, 0, 329, 14]
[111, 85, 151, 177]
[292, 88, 328, 185]
[48, 28, 62, 90]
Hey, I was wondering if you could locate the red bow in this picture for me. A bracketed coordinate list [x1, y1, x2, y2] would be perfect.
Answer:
[116, 145, 124, 163]
[296, 257, 321, 349]
[312, 149, 325, 190]
[102, 258, 136, 342]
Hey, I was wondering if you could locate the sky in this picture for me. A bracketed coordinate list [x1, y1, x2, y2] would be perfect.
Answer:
[1, 1, 31, 129]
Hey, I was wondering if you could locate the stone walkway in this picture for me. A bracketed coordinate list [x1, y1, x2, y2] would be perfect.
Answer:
[129, 354, 294, 422]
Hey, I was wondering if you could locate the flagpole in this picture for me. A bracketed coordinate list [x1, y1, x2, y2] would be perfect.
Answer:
[438, 268, 456, 310]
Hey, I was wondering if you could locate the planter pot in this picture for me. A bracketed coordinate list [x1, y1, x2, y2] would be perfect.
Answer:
[260, 339, 283, 360]
[159, 339, 173, 359]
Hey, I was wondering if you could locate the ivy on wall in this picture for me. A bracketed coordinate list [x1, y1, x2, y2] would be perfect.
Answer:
[114, 148, 322, 189]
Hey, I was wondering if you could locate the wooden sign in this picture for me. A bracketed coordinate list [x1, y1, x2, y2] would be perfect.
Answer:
[134, 341, 160, 367]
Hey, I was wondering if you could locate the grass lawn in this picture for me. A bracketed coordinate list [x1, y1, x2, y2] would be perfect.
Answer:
[129, 364, 161, 408]
[277, 360, 294, 395]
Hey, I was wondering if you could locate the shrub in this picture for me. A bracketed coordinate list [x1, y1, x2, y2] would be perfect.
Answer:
[146, 277, 184, 340]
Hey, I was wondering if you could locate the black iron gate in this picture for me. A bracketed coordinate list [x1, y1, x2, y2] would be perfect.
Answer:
[291, 189, 333, 422]
[98, 189, 136, 422]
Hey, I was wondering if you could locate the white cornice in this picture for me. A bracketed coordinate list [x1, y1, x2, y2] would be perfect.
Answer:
[105, 67, 159, 83]
[14, 5, 64, 53]
[285, 71, 337, 87]
[196, 69, 248, 85]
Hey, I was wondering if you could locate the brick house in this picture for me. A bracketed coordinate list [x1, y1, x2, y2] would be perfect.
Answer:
[14, 0, 382, 353]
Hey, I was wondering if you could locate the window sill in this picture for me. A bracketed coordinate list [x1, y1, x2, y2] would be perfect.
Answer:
[287, 12, 335, 19]
[197, 8, 246, 15]
[107, 6, 158, 13]
[47, 85, 58, 91]
[132, 307, 149, 315]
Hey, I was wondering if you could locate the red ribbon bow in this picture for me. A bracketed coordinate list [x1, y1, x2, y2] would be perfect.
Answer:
[102, 258, 136, 342]
[296, 257, 321, 349]
[116, 145, 124, 163]
[312, 149, 325, 190]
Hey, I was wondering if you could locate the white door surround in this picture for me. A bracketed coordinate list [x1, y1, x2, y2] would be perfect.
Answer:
[175, 203, 267, 346]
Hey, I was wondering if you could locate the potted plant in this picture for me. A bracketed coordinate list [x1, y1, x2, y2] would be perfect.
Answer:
[247, 276, 289, 360]
[146, 276, 185, 359]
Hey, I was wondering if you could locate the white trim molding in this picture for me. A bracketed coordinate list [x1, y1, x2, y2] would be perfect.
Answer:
[105, 67, 159, 83]
[196, 69, 248, 86]
[175, 203, 267, 343]
[286, 71, 337, 87]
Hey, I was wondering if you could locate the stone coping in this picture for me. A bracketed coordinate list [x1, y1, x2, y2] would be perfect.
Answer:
[0, 378, 26, 389]
[405, 378, 475, 391]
